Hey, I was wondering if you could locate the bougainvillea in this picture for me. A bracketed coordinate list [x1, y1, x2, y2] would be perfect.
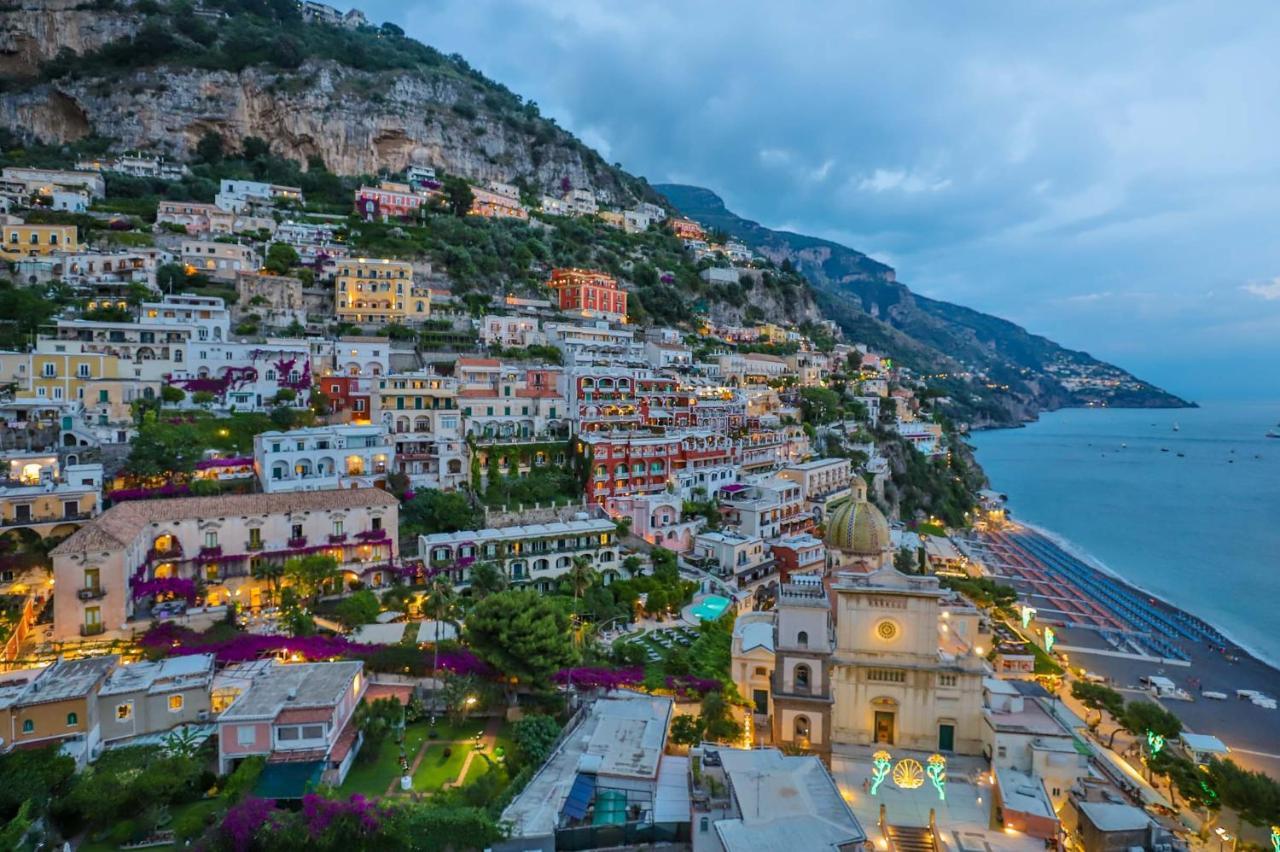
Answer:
[194, 456, 254, 470]
[219, 796, 277, 852]
[108, 483, 192, 502]
[131, 576, 197, 602]
[552, 666, 646, 690]
[165, 366, 258, 399]
[137, 622, 491, 675]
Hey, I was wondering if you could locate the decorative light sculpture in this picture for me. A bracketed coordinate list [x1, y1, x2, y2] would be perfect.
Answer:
[1020, 605, 1036, 629]
[892, 758, 925, 790]
[1269, 824, 1278, 852]
[1146, 730, 1165, 755]
[870, 750, 892, 795]
[1044, 626, 1056, 653]
[927, 754, 947, 801]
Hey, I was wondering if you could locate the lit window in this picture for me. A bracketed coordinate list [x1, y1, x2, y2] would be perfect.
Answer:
[168, 694, 184, 712]
[116, 702, 133, 720]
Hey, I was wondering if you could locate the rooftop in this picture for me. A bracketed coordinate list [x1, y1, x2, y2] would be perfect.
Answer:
[994, 768, 1055, 820]
[1076, 801, 1152, 833]
[711, 747, 866, 852]
[420, 517, 613, 546]
[99, 653, 215, 697]
[51, 489, 398, 555]
[218, 661, 362, 721]
[18, 655, 117, 706]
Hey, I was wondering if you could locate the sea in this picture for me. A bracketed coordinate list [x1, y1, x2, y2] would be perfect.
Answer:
[968, 400, 1280, 668]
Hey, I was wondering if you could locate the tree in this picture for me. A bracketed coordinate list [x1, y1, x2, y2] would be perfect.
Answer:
[510, 715, 560, 770]
[334, 589, 380, 630]
[622, 555, 643, 577]
[402, 490, 482, 538]
[380, 801, 505, 851]
[195, 130, 224, 164]
[283, 554, 340, 604]
[1108, 700, 1182, 753]
[440, 672, 480, 726]
[192, 390, 216, 407]
[355, 696, 403, 758]
[465, 589, 574, 692]
[467, 561, 507, 599]
[155, 262, 186, 293]
[242, 135, 270, 161]
[699, 691, 738, 742]
[0, 745, 74, 823]
[264, 242, 300, 274]
[442, 176, 474, 218]
[423, 576, 457, 689]
[669, 713, 705, 748]
[160, 385, 185, 405]
[251, 559, 285, 604]
[567, 555, 597, 608]
[893, 547, 917, 574]
[1070, 681, 1125, 731]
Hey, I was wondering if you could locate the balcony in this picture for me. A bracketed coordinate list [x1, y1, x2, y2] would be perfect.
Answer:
[245, 540, 264, 551]
[354, 529, 387, 542]
[194, 545, 223, 564]
[328, 533, 348, 544]
[287, 536, 308, 549]
[77, 587, 106, 601]
[80, 623, 105, 637]
[2, 510, 94, 528]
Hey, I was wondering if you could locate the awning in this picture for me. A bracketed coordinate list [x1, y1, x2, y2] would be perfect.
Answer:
[560, 772, 597, 821]
[253, 760, 325, 800]
[719, 483, 746, 493]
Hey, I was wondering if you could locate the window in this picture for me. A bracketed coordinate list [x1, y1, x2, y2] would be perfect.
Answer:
[794, 715, 810, 740]
[371, 517, 382, 531]
[77, 363, 90, 377]
[248, 528, 262, 548]
[796, 630, 809, 647]
[204, 531, 218, 548]
[291, 524, 303, 540]
[938, 674, 957, 687]
[997, 746, 1007, 758]
[168, 694, 184, 712]
[794, 664, 811, 692]
[754, 666, 768, 677]
[66, 711, 78, 726]
[22, 719, 34, 734]
[867, 669, 906, 683]
[237, 725, 257, 746]
[116, 702, 133, 721]
[42, 362, 55, 377]
[333, 520, 343, 536]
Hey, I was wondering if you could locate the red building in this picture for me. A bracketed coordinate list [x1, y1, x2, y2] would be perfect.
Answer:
[547, 268, 627, 321]
[669, 217, 706, 240]
[770, 534, 826, 582]
[579, 430, 738, 504]
[355, 184, 432, 221]
[318, 375, 372, 423]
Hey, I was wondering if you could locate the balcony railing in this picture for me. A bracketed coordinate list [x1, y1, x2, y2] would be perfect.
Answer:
[354, 529, 387, 542]
[2, 511, 94, 527]
[328, 533, 348, 544]
[245, 540, 264, 551]
[194, 545, 223, 564]
[287, 536, 308, 548]
[80, 623, 105, 637]
[77, 587, 106, 601]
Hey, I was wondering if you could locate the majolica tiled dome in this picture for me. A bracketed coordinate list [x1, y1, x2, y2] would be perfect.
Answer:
[825, 498, 891, 557]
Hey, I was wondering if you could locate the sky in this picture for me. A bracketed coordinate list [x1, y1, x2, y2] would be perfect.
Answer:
[359, 0, 1280, 401]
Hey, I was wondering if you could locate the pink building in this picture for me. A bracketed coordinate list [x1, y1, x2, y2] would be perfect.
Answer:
[605, 493, 701, 553]
[216, 660, 366, 789]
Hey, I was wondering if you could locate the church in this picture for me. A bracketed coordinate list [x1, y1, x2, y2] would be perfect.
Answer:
[742, 480, 989, 762]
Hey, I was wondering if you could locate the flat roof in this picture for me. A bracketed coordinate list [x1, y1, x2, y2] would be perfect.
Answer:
[712, 747, 866, 852]
[1077, 801, 1151, 833]
[995, 768, 1055, 820]
[420, 517, 614, 546]
[19, 656, 116, 705]
[1180, 733, 1229, 753]
[99, 653, 214, 697]
[219, 661, 361, 722]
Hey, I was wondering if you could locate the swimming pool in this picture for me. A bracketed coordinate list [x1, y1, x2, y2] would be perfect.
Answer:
[689, 595, 731, 622]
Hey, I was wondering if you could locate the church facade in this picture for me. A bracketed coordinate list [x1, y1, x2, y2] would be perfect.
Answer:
[762, 486, 988, 761]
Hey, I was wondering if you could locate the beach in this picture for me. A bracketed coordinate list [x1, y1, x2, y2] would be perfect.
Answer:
[959, 521, 1280, 780]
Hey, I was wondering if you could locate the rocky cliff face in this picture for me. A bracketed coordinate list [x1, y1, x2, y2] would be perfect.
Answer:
[0, 0, 140, 77]
[1, 60, 634, 197]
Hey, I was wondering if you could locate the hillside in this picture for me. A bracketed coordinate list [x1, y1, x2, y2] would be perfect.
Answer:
[0, 0, 655, 203]
[657, 184, 1192, 424]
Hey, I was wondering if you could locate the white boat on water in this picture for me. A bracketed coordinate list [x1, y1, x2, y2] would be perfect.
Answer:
[1202, 691, 1228, 700]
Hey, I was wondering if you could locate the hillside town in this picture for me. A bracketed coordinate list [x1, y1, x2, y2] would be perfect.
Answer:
[0, 29, 1274, 852]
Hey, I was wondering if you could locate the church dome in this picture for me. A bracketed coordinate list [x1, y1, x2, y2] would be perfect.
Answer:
[825, 498, 891, 556]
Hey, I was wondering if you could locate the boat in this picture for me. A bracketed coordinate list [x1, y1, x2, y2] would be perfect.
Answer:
[1266, 430, 1280, 438]
[1176, 453, 1185, 458]
[1172, 422, 1180, 432]
[1160, 448, 1169, 453]
[1203, 691, 1228, 700]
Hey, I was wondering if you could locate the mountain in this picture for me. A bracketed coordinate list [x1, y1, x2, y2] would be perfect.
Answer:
[656, 184, 1192, 425]
[0, 0, 654, 204]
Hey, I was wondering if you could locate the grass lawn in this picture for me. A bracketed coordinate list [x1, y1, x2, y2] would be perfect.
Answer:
[411, 743, 469, 791]
[336, 719, 485, 798]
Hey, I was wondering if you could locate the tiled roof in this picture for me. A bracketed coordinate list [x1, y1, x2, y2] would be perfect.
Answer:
[51, 489, 398, 556]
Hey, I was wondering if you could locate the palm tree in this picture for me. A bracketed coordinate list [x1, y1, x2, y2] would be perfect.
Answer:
[568, 555, 597, 610]
[423, 576, 457, 723]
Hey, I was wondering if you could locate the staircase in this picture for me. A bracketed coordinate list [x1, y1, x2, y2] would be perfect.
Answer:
[884, 823, 936, 852]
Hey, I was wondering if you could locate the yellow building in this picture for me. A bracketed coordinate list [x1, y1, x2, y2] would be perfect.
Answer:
[0, 454, 102, 540]
[1, 224, 79, 259]
[334, 258, 431, 326]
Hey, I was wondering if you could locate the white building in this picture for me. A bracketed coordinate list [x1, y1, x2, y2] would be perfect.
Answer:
[690, 530, 772, 584]
[420, 517, 621, 591]
[254, 424, 393, 492]
[215, 179, 304, 213]
[480, 314, 545, 348]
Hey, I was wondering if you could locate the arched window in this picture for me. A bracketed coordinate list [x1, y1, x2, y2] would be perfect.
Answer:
[66, 711, 78, 726]
[794, 715, 810, 740]
[796, 630, 808, 648]
[794, 664, 811, 693]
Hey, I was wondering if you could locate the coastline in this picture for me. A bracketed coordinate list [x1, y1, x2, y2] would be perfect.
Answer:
[1018, 518, 1280, 672]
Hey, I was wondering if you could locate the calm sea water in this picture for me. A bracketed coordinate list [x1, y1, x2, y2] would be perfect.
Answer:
[968, 401, 1280, 666]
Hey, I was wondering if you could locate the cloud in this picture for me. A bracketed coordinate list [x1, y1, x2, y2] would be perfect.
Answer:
[359, 0, 1280, 397]
[1242, 278, 1280, 300]
[856, 168, 952, 194]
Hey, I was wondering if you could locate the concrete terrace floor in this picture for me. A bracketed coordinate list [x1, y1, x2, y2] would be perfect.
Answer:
[830, 745, 1043, 852]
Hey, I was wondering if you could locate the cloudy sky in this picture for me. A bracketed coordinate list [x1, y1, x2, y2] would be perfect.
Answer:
[361, 0, 1280, 400]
